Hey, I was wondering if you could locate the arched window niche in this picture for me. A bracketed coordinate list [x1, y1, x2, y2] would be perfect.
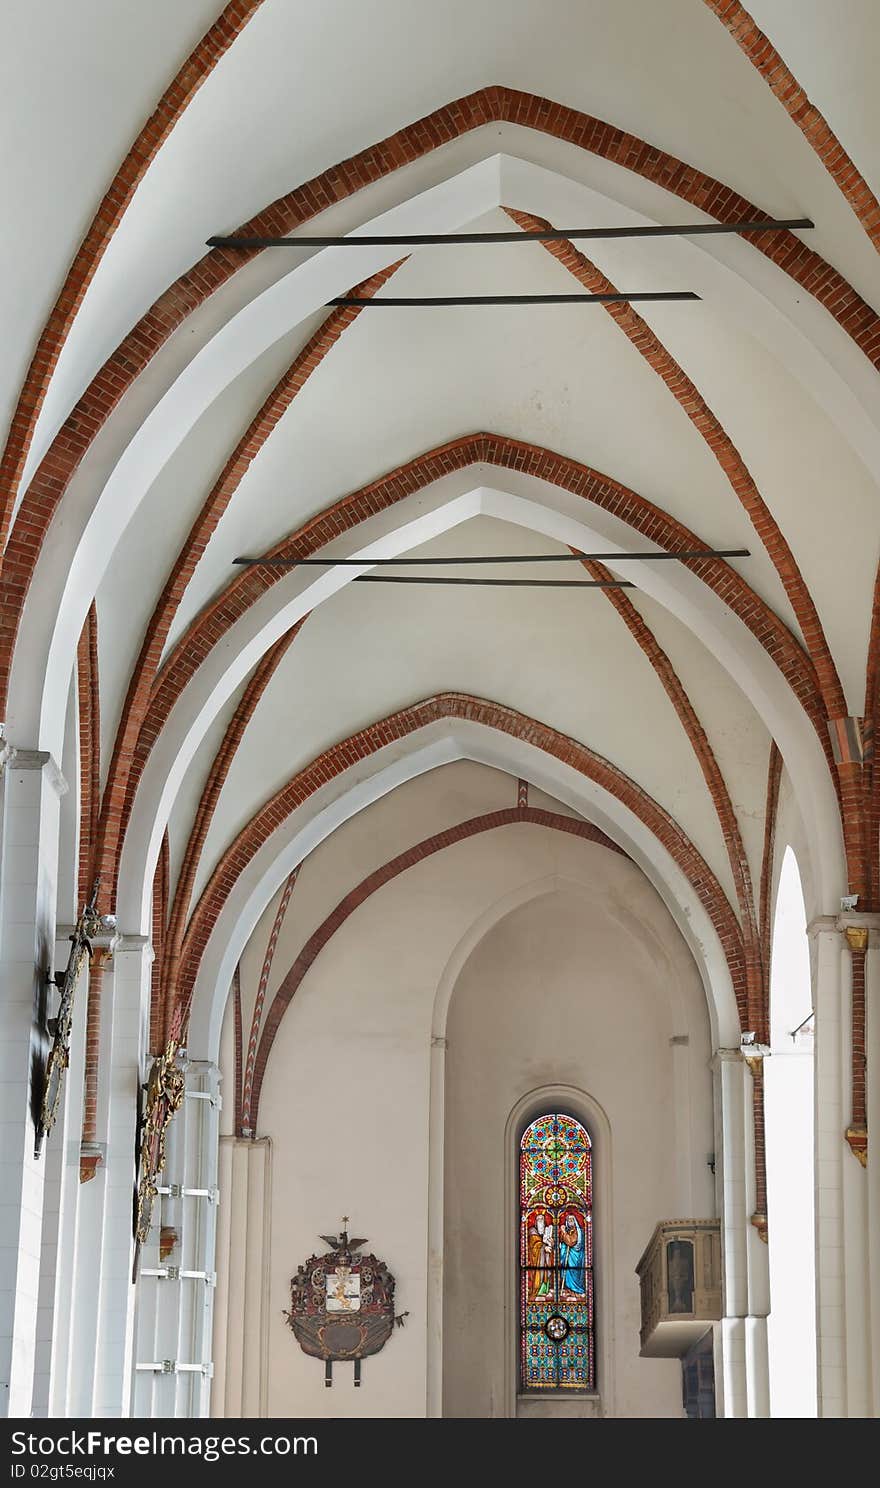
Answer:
[505, 1087, 613, 1417]
[519, 1112, 594, 1390]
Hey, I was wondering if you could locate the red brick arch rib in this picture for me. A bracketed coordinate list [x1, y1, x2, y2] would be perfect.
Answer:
[155, 622, 303, 1049]
[232, 965, 243, 1139]
[150, 831, 170, 1046]
[239, 865, 300, 1135]
[751, 736, 788, 1235]
[108, 433, 831, 905]
[93, 262, 400, 915]
[172, 694, 747, 1046]
[585, 558, 764, 1034]
[509, 207, 846, 722]
[246, 808, 629, 1134]
[75, 603, 100, 906]
[3, 86, 878, 714]
[864, 564, 880, 910]
[757, 741, 783, 984]
[0, 0, 267, 555]
[705, 0, 880, 252]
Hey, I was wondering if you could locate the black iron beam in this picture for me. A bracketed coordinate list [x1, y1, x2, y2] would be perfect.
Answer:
[207, 218, 814, 250]
[233, 548, 749, 568]
[325, 291, 699, 306]
[351, 575, 636, 587]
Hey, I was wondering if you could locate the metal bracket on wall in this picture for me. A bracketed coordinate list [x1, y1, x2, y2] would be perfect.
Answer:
[184, 1090, 222, 1108]
[135, 1361, 214, 1377]
[157, 1184, 220, 1202]
[139, 1267, 217, 1285]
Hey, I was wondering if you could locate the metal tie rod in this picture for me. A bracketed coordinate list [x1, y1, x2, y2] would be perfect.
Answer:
[233, 548, 749, 568]
[326, 291, 699, 306]
[351, 575, 635, 586]
[208, 218, 813, 249]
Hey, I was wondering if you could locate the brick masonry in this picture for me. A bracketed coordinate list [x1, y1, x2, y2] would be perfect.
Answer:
[758, 741, 783, 993]
[704, 0, 880, 251]
[154, 624, 302, 1049]
[75, 604, 100, 905]
[239, 866, 300, 1135]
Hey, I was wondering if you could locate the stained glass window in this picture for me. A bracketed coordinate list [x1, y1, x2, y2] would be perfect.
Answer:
[519, 1113, 594, 1391]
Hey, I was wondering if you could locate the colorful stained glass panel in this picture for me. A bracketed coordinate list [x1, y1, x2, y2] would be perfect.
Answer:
[519, 1113, 594, 1391]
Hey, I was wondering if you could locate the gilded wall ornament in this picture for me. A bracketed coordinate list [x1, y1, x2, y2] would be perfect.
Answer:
[132, 1037, 186, 1276]
[35, 881, 102, 1159]
[845, 1126, 868, 1168]
[284, 1220, 407, 1386]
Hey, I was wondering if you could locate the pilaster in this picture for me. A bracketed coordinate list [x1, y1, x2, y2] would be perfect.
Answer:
[91, 935, 152, 1416]
[132, 1059, 221, 1417]
[32, 927, 90, 1416]
[711, 1046, 770, 1416]
[211, 1137, 271, 1417]
[807, 914, 874, 1416]
[0, 749, 65, 1416]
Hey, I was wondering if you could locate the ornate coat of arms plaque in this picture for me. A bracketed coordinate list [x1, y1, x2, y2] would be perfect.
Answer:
[284, 1220, 405, 1385]
[35, 881, 102, 1159]
[131, 1035, 185, 1280]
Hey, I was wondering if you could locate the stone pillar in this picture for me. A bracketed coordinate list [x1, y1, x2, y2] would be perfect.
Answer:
[711, 1047, 769, 1417]
[132, 1058, 221, 1417]
[426, 1033, 446, 1419]
[810, 919, 846, 1415]
[212, 1137, 271, 1417]
[31, 926, 92, 1416]
[866, 924, 880, 1417]
[50, 933, 121, 1417]
[91, 936, 152, 1416]
[0, 748, 65, 1416]
[808, 915, 874, 1417]
[742, 1054, 771, 1419]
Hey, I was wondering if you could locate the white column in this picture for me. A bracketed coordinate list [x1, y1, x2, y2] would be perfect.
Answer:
[837, 916, 876, 1417]
[711, 1047, 769, 1417]
[742, 1058, 770, 1419]
[32, 926, 90, 1416]
[713, 1048, 746, 1418]
[211, 1137, 234, 1416]
[426, 1033, 446, 1419]
[810, 919, 846, 1416]
[0, 749, 65, 1417]
[184, 1061, 222, 1418]
[91, 935, 152, 1416]
[65, 1141, 105, 1414]
[132, 1058, 221, 1417]
[211, 1137, 271, 1418]
[867, 928, 880, 1417]
[807, 915, 875, 1417]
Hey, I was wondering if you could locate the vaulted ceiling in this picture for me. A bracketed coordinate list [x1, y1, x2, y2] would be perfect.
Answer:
[3, 0, 878, 1049]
